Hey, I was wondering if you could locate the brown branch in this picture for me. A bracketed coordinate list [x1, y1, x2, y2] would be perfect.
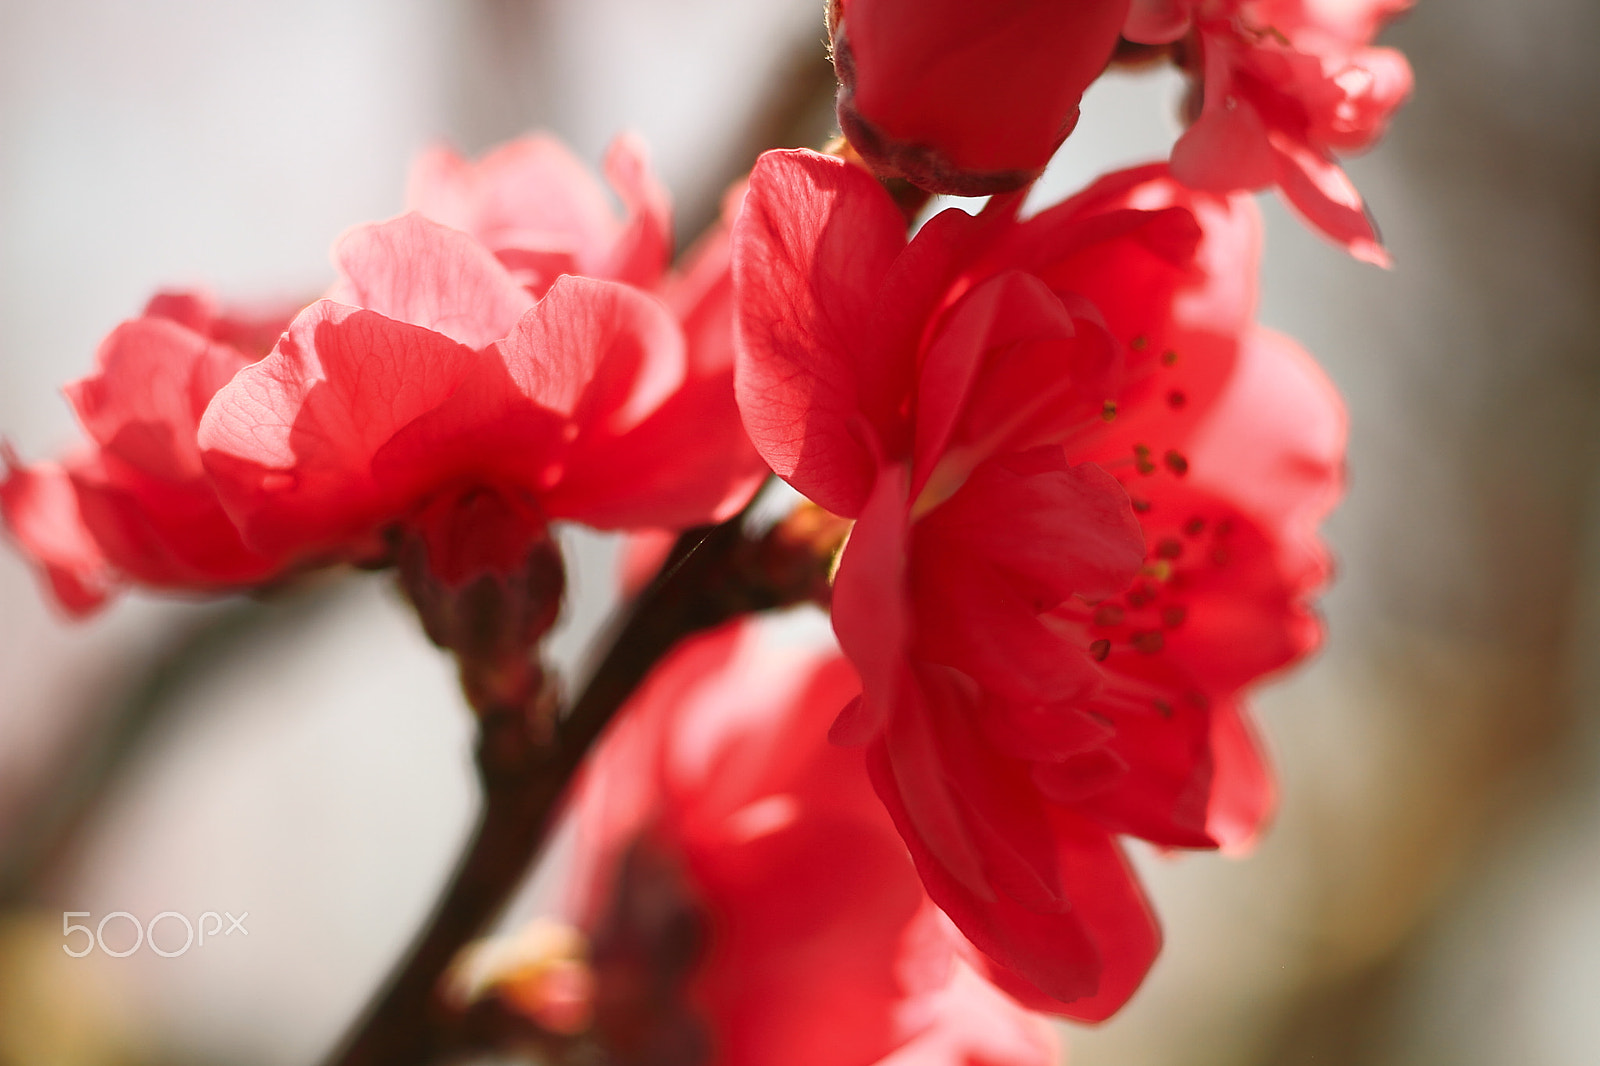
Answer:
[322, 497, 842, 1066]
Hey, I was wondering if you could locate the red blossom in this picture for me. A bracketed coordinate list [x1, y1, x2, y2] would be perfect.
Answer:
[5, 131, 765, 622]
[198, 212, 732, 582]
[0, 7, 1384, 1056]
[561, 621, 1058, 1066]
[409, 133, 767, 530]
[829, 0, 1133, 195]
[1, 291, 299, 614]
[1127, 0, 1414, 263]
[732, 149, 1344, 1017]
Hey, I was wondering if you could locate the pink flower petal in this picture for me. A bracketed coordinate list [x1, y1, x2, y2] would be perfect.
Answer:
[330, 212, 534, 348]
[733, 150, 908, 516]
[199, 300, 487, 557]
[66, 317, 251, 483]
[0, 452, 114, 615]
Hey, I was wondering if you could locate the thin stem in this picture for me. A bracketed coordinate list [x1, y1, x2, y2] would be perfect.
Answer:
[323, 500, 838, 1066]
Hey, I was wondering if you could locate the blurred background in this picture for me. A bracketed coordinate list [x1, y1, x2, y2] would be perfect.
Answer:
[1, 0, 1598, 1063]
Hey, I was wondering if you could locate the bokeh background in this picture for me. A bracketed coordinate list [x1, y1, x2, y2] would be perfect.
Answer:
[2, 1, 1598, 1063]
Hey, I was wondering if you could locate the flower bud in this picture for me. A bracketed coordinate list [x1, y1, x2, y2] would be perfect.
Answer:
[831, 0, 1131, 195]
[446, 919, 596, 1037]
[395, 486, 565, 714]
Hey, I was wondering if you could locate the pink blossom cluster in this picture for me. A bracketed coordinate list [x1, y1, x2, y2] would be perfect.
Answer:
[2, 136, 763, 622]
[2, 2, 1408, 1062]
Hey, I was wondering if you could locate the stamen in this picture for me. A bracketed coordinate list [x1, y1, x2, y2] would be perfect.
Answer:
[1161, 605, 1188, 628]
[1101, 400, 1118, 422]
[1131, 335, 1149, 351]
[1161, 349, 1178, 366]
[1166, 389, 1187, 409]
[1163, 450, 1189, 476]
[1093, 605, 1125, 627]
[1090, 639, 1111, 662]
[1155, 536, 1183, 560]
[1131, 630, 1164, 654]
[1140, 559, 1173, 582]
[1134, 444, 1156, 475]
[1183, 516, 1206, 536]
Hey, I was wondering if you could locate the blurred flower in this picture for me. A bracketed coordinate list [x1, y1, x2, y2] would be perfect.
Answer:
[829, 0, 1132, 195]
[476, 620, 1057, 1066]
[732, 149, 1343, 1016]
[4, 134, 766, 640]
[449, 918, 597, 1038]
[408, 132, 671, 295]
[1126, 0, 1414, 263]
[0, 291, 299, 614]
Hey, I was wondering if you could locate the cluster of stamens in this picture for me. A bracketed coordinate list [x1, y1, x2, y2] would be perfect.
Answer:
[1081, 325, 1244, 717]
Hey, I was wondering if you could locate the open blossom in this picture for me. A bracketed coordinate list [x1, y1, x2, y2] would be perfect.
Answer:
[508, 620, 1057, 1066]
[184, 209, 769, 698]
[409, 132, 766, 526]
[4, 134, 763, 627]
[197, 210, 760, 598]
[733, 150, 1343, 1015]
[829, 0, 1132, 195]
[0, 291, 299, 614]
[1126, 0, 1413, 263]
